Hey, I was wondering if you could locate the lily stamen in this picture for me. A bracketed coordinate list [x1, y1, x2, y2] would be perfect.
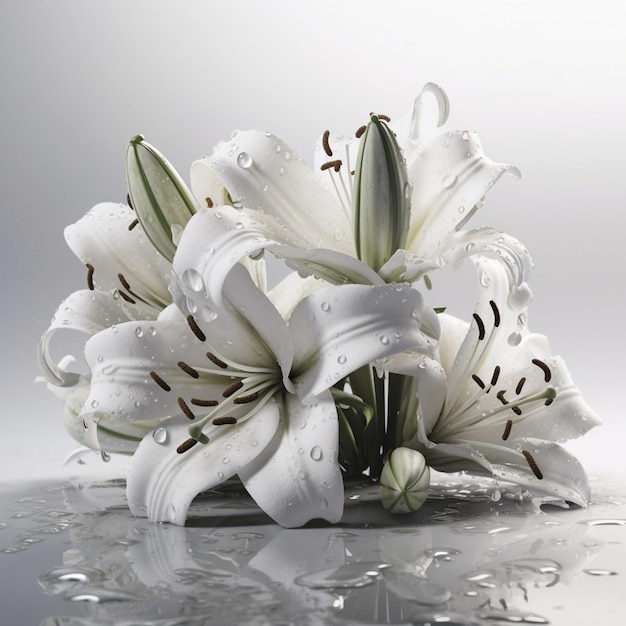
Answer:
[532, 358, 552, 382]
[85, 263, 95, 290]
[212, 416, 237, 425]
[190, 398, 218, 407]
[117, 290, 136, 304]
[515, 377, 526, 395]
[150, 371, 171, 392]
[128, 218, 139, 231]
[522, 449, 543, 479]
[177, 397, 196, 420]
[322, 130, 333, 157]
[320, 159, 342, 172]
[502, 420, 513, 441]
[186, 314, 206, 342]
[234, 391, 260, 404]
[207, 352, 228, 368]
[489, 300, 501, 327]
[176, 438, 199, 454]
[177, 361, 200, 379]
[222, 379, 244, 397]
[472, 313, 486, 340]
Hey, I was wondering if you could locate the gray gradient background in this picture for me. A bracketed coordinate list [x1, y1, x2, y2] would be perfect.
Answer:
[1, 0, 624, 481]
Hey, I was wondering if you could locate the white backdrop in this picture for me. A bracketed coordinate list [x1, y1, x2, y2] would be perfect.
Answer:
[1, 0, 624, 480]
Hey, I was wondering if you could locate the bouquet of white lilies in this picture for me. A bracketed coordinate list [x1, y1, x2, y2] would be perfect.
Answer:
[38, 83, 600, 527]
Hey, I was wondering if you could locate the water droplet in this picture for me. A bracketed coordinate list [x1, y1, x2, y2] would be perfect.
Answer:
[337, 355, 347, 365]
[100, 450, 111, 463]
[507, 332, 522, 346]
[310, 446, 323, 461]
[584, 518, 626, 526]
[333, 228, 345, 241]
[152, 428, 167, 444]
[135, 327, 143, 337]
[182, 268, 205, 292]
[320, 302, 331, 312]
[235, 222, 244, 229]
[442, 174, 457, 189]
[185, 296, 198, 314]
[379, 334, 390, 345]
[584, 568, 618, 576]
[404, 181, 413, 200]
[237, 152, 253, 169]
[504, 557, 560, 574]
[479, 271, 491, 287]
[90, 399, 99, 409]
[171, 223, 184, 245]
[318, 498, 328, 509]
[295, 562, 391, 589]
[284, 151, 291, 161]
[201, 306, 217, 322]
[274, 144, 282, 153]
[222, 456, 230, 464]
[97, 354, 104, 363]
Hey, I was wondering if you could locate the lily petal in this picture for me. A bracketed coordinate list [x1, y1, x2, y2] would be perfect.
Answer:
[205, 130, 354, 253]
[407, 131, 520, 260]
[239, 391, 343, 527]
[38, 289, 152, 387]
[127, 405, 281, 524]
[290, 283, 439, 403]
[65, 202, 171, 310]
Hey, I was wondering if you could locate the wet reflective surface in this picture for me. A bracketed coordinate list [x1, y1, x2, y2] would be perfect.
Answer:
[1, 473, 624, 625]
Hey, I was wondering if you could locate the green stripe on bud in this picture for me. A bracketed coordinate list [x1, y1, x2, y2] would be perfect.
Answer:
[126, 135, 198, 262]
[352, 116, 411, 272]
[380, 447, 430, 513]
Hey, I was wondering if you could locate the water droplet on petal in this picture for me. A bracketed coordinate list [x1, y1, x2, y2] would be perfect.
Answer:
[152, 428, 168, 444]
[507, 332, 522, 346]
[442, 174, 457, 189]
[320, 302, 331, 312]
[337, 355, 347, 365]
[237, 152, 253, 169]
[135, 327, 143, 337]
[182, 269, 205, 292]
[379, 335, 389, 345]
[201, 306, 217, 322]
[310, 446, 323, 461]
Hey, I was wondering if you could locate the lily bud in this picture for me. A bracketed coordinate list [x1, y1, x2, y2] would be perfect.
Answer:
[126, 135, 198, 262]
[352, 115, 411, 272]
[380, 447, 430, 514]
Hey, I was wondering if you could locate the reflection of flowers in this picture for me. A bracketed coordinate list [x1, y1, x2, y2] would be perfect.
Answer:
[36, 479, 608, 626]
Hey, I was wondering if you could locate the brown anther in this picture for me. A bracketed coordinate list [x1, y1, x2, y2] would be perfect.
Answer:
[320, 159, 342, 172]
[532, 359, 552, 383]
[127, 193, 134, 210]
[490, 366, 501, 386]
[186, 314, 206, 342]
[212, 416, 238, 425]
[355, 125, 367, 138]
[177, 397, 196, 420]
[544, 397, 554, 406]
[377, 113, 391, 122]
[85, 263, 95, 290]
[176, 438, 199, 454]
[234, 391, 260, 405]
[191, 398, 219, 407]
[497, 390, 509, 405]
[322, 130, 333, 157]
[473, 313, 486, 340]
[207, 352, 228, 369]
[350, 170, 355, 175]
[118, 290, 136, 304]
[502, 420, 513, 441]
[511, 406, 522, 416]
[128, 218, 139, 231]
[150, 371, 171, 392]
[472, 374, 485, 390]
[177, 361, 200, 379]
[522, 450, 543, 479]
[205, 197, 214, 208]
[489, 300, 501, 327]
[118, 273, 132, 291]
[222, 380, 244, 398]
[515, 377, 526, 395]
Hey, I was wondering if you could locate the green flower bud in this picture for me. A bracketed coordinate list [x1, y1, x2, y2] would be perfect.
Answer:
[380, 447, 430, 513]
[352, 115, 411, 272]
[126, 135, 198, 262]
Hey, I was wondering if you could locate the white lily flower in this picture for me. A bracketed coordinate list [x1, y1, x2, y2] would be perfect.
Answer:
[79, 222, 437, 527]
[406, 256, 601, 506]
[37, 202, 174, 451]
[187, 83, 527, 294]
